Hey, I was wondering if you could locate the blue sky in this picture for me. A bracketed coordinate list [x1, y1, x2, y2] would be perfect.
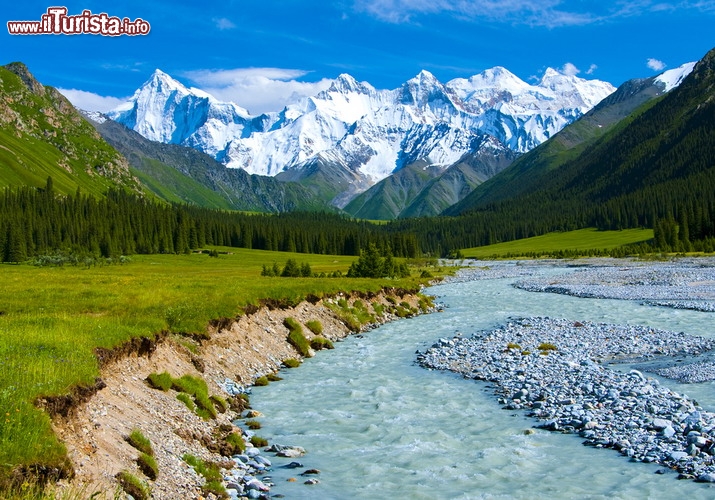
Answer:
[4, 1, 714, 114]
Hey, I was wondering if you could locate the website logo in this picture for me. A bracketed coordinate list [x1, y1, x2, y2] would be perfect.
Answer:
[7, 7, 151, 36]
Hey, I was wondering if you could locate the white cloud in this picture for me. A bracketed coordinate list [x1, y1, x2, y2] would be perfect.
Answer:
[182, 68, 333, 114]
[57, 88, 126, 112]
[560, 62, 580, 76]
[647, 58, 666, 71]
[213, 17, 235, 30]
[353, 0, 599, 27]
[586, 64, 598, 75]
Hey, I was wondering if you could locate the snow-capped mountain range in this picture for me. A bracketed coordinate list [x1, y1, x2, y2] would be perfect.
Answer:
[107, 63, 693, 205]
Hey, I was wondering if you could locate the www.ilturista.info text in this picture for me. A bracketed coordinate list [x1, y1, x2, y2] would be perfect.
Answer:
[7, 7, 150, 36]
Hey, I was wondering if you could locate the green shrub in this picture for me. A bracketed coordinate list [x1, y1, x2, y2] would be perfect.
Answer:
[418, 294, 434, 312]
[225, 432, 246, 454]
[203, 480, 228, 499]
[386, 296, 397, 304]
[210, 395, 228, 413]
[146, 372, 173, 391]
[305, 320, 323, 335]
[372, 302, 385, 316]
[250, 435, 268, 447]
[183, 454, 226, 497]
[506, 342, 522, 350]
[195, 392, 218, 419]
[177, 392, 196, 412]
[285, 318, 311, 357]
[254, 376, 269, 386]
[126, 429, 153, 456]
[117, 471, 151, 500]
[172, 374, 208, 396]
[283, 358, 301, 368]
[245, 419, 262, 430]
[183, 453, 222, 482]
[267, 373, 283, 381]
[353, 300, 366, 311]
[310, 336, 335, 350]
[137, 452, 158, 480]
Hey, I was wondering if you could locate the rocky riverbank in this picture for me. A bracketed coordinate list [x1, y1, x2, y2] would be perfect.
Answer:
[418, 316, 715, 482]
[512, 257, 715, 312]
[52, 289, 428, 499]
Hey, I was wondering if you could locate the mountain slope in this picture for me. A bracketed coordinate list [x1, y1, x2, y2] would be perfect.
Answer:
[446, 62, 697, 215]
[424, 48, 714, 251]
[108, 67, 615, 207]
[87, 114, 326, 212]
[344, 134, 516, 219]
[0, 63, 142, 197]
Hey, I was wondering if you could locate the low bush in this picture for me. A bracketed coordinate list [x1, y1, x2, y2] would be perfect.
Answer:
[310, 336, 334, 350]
[126, 429, 153, 456]
[176, 392, 196, 412]
[225, 432, 246, 454]
[146, 372, 173, 391]
[210, 395, 228, 413]
[285, 318, 311, 357]
[183, 454, 227, 498]
[267, 373, 283, 381]
[245, 419, 262, 430]
[283, 358, 301, 368]
[254, 376, 269, 386]
[250, 436, 268, 447]
[137, 452, 158, 480]
[305, 320, 323, 335]
[117, 471, 151, 500]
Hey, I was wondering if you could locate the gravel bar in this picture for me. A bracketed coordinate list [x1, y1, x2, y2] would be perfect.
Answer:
[513, 259, 715, 312]
[418, 316, 715, 482]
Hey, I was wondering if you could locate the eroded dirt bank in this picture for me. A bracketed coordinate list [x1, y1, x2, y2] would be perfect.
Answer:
[51, 289, 427, 498]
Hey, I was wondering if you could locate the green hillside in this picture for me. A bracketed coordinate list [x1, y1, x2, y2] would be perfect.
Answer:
[462, 228, 653, 258]
[0, 63, 143, 197]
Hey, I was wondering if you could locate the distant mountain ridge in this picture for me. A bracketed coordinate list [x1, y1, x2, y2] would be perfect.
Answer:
[108, 66, 616, 208]
[85, 113, 326, 212]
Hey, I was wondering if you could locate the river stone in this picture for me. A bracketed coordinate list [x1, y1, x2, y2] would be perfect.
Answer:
[652, 418, 671, 430]
[662, 426, 676, 438]
[697, 473, 715, 483]
[245, 478, 270, 491]
[669, 451, 689, 461]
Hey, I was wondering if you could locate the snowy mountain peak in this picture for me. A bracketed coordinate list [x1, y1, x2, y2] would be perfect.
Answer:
[327, 73, 372, 95]
[110, 65, 618, 198]
[144, 69, 191, 96]
[655, 62, 696, 92]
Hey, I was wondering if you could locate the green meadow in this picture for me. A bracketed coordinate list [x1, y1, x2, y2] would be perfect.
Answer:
[0, 248, 433, 487]
[461, 228, 654, 258]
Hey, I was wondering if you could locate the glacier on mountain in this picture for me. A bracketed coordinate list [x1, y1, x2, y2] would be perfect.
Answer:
[108, 66, 620, 185]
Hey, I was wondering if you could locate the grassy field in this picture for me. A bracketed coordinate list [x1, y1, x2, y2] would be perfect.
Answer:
[461, 228, 654, 258]
[0, 248, 436, 487]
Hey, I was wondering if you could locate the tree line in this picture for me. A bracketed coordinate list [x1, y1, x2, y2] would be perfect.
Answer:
[0, 178, 421, 263]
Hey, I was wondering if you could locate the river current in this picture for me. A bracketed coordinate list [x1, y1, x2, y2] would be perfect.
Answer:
[248, 266, 715, 499]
